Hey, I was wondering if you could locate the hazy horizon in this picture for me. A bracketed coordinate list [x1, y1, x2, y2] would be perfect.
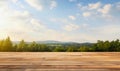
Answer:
[0, 0, 120, 43]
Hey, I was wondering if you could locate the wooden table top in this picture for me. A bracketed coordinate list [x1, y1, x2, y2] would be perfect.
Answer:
[0, 52, 120, 71]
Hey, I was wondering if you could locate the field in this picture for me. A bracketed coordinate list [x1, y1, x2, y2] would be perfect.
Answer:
[0, 52, 120, 71]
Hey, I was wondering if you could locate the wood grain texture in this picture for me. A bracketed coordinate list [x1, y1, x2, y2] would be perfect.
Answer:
[0, 52, 120, 71]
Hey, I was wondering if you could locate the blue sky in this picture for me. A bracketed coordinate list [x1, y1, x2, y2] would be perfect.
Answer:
[0, 0, 120, 42]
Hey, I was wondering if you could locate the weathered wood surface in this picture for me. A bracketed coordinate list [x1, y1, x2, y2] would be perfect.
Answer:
[0, 52, 120, 71]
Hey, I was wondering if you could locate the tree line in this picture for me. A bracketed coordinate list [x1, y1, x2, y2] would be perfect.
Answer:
[0, 37, 120, 52]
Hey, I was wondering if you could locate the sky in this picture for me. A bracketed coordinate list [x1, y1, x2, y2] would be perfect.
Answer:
[0, 0, 120, 42]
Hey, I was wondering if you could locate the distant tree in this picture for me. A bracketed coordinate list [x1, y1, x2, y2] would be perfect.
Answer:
[39, 44, 50, 52]
[114, 39, 120, 51]
[28, 41, 38, 51]
[93, 40, 105, 51]
[0, 36, 120, 52]
[53, 46, 65, 52]
[78, 46, 89, 52]
[13, 44, 17, 51]
[2, 37, 13, 51]
[17, 40, 26, 51]
[0, 40, 4, 51]
[67, 47, 75, 52]
[103, 41, 110, 51]
[109, 39, 120, 51]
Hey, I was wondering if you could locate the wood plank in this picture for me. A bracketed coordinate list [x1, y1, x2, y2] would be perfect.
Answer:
[0, 52, 119, 70]
[0, 61, 120, 65]
[0, 69, 119, 71]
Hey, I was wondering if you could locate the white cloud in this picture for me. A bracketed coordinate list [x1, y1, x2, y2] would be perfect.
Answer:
[98, 4, 111, 14]
[50, 0, 57, 10]
[78, 2, 113, 19]
[12, 0, 18, 3]
[77, 2, 120, 41]
[25, 0, 57, 11]
[116, 2, 120, 10]
[30, 18, 46, 30]
[69, 0, 76, 2]
[88, 2, 101, 10]
[78, 2, 114, 19]
[82, 23, 88, 28]
[0, 0, 8, 6]
[0, 2, 35, 40]
[68, 15, 76, 20]
[97, 25, 120, 35]
[11, 0, 25, 9]
[78, 2, 101, 11]
[19, 4, 25, 9]
[25, 0, 43, 11]
[64, 23, 79, 31]
[0, 3, 68, 41]
[50, 18, 79, 31]
[83, 12, 91, 17]
[84, 20, 120, 40]
[14, 10, 30, 17]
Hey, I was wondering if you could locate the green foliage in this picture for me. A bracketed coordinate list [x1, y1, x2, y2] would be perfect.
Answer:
[67, 47, 74, 52]
[78, 46, 90, 52]
[53, 46, 65, 52]
[93, 39, 120, 52]
[66, 46, 78, 52]
[0, 40, 4, 51]
[17, 40, 27, 52]
[28, 41, 37, 51]
[0, 37, 13, 51]
[0, 37, 120, 52]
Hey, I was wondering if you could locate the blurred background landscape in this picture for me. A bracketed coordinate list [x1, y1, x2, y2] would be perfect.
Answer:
[0, 0, 120, 52]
